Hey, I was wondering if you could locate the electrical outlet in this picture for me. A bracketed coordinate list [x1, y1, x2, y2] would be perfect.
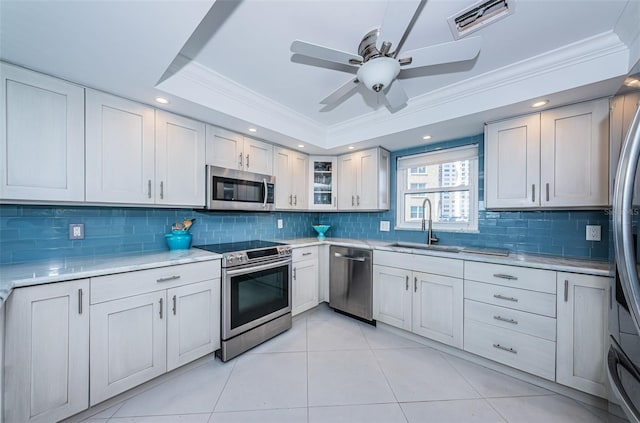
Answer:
[69, 223, 85, 240]
[586, 225, 601, 241]
[277, 219, 283, 229]
[380, 221, 390, 231]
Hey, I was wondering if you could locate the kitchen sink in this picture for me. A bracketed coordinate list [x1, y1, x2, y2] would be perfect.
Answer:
[386, 242, 463, 253]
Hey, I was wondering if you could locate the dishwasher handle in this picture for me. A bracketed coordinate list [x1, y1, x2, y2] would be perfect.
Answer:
[333, 252, 366, 262]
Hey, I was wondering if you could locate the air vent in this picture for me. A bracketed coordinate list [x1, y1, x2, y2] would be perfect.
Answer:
[448, 0, 515, 39]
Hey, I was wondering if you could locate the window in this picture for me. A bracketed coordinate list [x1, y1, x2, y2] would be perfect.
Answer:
[396, 144, 478, 232]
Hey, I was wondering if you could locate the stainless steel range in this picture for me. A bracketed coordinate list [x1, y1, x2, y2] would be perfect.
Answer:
[195, 240, 292, 362]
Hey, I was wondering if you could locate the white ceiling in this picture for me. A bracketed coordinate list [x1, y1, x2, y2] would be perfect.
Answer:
[2, 0, 639, 154]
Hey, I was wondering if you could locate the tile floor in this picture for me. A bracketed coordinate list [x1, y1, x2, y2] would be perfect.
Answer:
[73, 304, 627, 423]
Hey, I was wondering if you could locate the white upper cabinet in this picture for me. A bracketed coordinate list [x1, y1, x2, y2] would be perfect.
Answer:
[155, 110, 206, 207]
[86, 91, 205, 207]
[485, 114, 541, 209]
[338, 147, 390, 211]
[86, 90, 156, 204]
[273, 146, 308, 210]
[485, 98, 610, 209]
[309, 156, 338, 210]
[1, 63, 85, 202]
[206, 126, 273, 175]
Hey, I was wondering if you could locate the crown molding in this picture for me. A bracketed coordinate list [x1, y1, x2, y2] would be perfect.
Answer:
[325, 31, 630, 147]
[159, 31, 630, 150]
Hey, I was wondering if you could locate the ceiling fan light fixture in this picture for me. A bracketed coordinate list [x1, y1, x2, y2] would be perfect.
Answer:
[357, 57, 400, 93]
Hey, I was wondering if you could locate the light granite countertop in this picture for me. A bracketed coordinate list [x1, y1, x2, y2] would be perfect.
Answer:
[285, 237, 611, 277]
[0, 236, 611, 306]
[0, 249, 222, 305]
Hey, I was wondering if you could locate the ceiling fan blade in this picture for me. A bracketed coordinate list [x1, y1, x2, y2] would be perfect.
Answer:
[377, 0, 425, 54]
[291, 40, 362, 65]
[320, 78, 360, 105]
[400, 36, 481, 69]
[384, 79, 409, 109]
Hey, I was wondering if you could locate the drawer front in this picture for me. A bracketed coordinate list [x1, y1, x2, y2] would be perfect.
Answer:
[293, 245, 319, 262]
[464, 261, 556, 293]
[465, 280, 556, 317]
[374, 250, 463, 278]
[91, 260, 220, 304]
[464, 299, 556, 341]
[464, 319, 556, 380]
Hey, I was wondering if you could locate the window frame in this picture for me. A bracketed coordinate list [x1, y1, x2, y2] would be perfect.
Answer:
[396, 145, 479, 232]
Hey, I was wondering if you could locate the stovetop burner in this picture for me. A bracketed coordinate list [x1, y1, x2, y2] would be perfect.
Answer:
[194, 240, 286, 254]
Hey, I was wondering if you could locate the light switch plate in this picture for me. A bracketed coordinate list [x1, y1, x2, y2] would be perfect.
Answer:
[380, 221, 390, 232]
[69, 223, 85, 240]
[277, 219, 283, 229]
[586, 225, 601, 241]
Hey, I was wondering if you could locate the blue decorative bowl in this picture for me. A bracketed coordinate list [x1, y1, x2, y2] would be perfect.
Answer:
[165, 230, 192, 250]
[312, 225, 330, 240]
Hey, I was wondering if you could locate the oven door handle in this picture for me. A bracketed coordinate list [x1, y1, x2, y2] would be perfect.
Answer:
[224, 259, 291, 276]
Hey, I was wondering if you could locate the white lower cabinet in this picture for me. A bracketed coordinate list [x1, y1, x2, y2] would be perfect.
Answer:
[292, 246, 319, 316]
[4, 279, 89, 423]
[373, 251, 463, 348]
[89, 261, 220, 406]
[556, 272, 610, 397]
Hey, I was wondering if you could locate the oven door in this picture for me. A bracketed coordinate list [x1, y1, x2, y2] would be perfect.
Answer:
[222, 259, 292, 340]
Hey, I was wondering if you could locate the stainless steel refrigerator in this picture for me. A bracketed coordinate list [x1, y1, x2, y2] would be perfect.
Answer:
[611, 98, 640, 423]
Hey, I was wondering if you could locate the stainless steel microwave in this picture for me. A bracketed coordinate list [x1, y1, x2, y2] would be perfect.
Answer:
[206, 166, 275, 211]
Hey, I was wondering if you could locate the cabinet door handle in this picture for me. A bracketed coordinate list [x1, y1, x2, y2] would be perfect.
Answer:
[293, 267, 297, 280]
[160, 181, 164, 199]
[493, 315, 518, 325]
[414, 276, 418, 293]
[546, 183, 550, 202]
[531, 184, 535, 202]
[564, 279, 569, 302]
[148, 180, 152, 199]
[493, 273, 517, 280]
[493, 294, 518, 302]
[294, 195, 297, 206]
[78, 288, 83, 315]
[289, 194, 293, 206]
[493, 343, 517, 354]
[352, 195, 355, 206]
[172, 295, 177, 315]
[159, 298, 163, 319]
[246, 154, 250, 168]
[302, 252, 312, 256]
[157, 275, 181, 283]
[357, 195, 360, 206]
[405, 275, 409, 291]
[239, 153, 243, 168]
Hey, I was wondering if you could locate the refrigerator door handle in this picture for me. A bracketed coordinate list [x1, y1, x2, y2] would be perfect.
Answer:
[613, 106, 640, 335]
[607, 337, 640, 423]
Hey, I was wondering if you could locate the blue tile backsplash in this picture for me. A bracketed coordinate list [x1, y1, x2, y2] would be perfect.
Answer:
[0, 133, 610, 264]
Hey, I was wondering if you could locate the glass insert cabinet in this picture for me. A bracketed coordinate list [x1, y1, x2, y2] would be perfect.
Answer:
[308, 156, 338, 210]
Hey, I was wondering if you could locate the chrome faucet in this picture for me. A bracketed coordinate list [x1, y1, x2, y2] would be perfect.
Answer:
[421, 197, 438, 245]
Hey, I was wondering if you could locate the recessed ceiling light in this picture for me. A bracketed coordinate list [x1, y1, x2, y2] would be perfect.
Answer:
[531, 100, 549, 108]
[348, 146, 355, 150]
[298, 144, 305, 148]
[155, 97, 169, 104]
[248, 128, 257, 133]
[422, 135, 432, 140]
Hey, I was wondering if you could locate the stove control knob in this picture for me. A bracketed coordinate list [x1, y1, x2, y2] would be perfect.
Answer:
[226, 254, 235, 264]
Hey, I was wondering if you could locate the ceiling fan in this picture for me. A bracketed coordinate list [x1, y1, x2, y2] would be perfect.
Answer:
[290, 0, 482, 111]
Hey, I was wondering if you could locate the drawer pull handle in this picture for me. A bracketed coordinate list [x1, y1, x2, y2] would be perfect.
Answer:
[493, 315, 518, 325]
[302, 252, 312, 256]
[493, 294, 518, 302]
[493, 273, 517, 280]
[493, 343, 517, 354]
[157, 275, 181, 283]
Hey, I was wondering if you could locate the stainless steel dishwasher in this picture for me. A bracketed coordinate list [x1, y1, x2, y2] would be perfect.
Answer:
[329, 245, 373, 321]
